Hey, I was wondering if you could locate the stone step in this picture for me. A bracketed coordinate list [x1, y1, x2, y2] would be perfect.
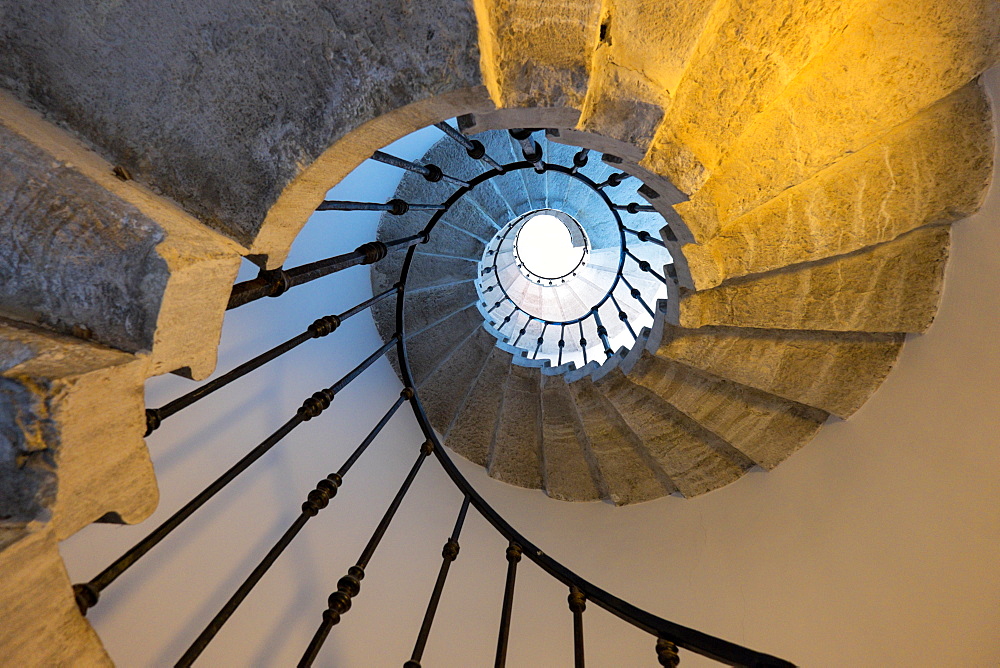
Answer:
[626, 351, 828, 470]
[653, 323, 904, 419]
[540, 375, 601, 502]
[445, 347, 513, 467]
[488, 364, 543, 489]
[565, 375, 672, 505]
[594, 368, 753, 498]
[0, 317, 156, 541]
[441, 197, 500, 243]
[418, 326, 495, 437]
[404, 305, 484, 388]
[671, 225, 950, 334]
[0, 93, 240, 381]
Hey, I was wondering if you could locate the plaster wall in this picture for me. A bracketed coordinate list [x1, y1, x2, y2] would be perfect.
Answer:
[59, 68, 1000, 667]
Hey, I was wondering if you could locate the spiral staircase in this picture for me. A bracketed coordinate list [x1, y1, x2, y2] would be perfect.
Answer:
[0, 0, 998, 665]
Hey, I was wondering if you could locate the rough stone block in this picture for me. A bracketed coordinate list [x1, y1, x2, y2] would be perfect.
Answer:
[446, 347, 512, 466]
[405, 253, 479, 292]
[540, 375, 600, 501]
[0, 93, 241, 380]
[678, 0, 1000, 233]
[0, 318, 155, 540]
[566, 376, 672, 504]
[674, 226, 951, 333]
[654, 323, 904, 418]
[595, 369, 750, 498]
[683, 82, 993, 289]
[419, 328, 495, 436]
[0, 527, 111, 665]
[0, 1, 486, 261]
[489, 364, 543, 489]
[477, 0, 601, 110]
[627, 351, 827, 469]
[444, 198, 500, 242]
[405, 306, 484, 387]
[402, 281, 480, 338]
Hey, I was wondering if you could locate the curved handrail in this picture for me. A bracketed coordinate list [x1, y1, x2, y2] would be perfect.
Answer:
[394, 230, 796, 668]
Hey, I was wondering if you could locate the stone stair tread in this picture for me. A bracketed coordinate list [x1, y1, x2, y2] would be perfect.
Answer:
[488, 364, 543, 489]
[627, 350, 828, 470]
[405, 305, 484, 387]
[445, 347, 513, 466]
[653, 323, 904, 418]
[565, 376, 672, 504]
[418, 326, 495, 437]
[540, 375, 601, 502]
[595, 368, 753, 498]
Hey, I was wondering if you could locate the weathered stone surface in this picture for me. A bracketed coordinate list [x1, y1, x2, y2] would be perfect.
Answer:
[420, 328, 495, 436]
[402, 280, 480, 335]
[444, 198, 500, 242]
[566, 376, 672, 503]
[0, 0, 485, 258]
[405, 306, 484, 387]
[0, 527, 111, 665]
[406, 254, 479, 292]
[0, 318, 155, 540]
[478, 0, 601, 109]
[539, 375, 600, 501]
[446, 347, 512, 466]
[469, 179, 516, 226]
[627, 351, 827, 469]
[683, 83, 993, 289]
[0, 94, 241, 380]
[677, 0, 1000, 234]
[596, 369, 750, 497]
[489, 364, 543, 488]
[576, 54, 666, 158]
[655, 324, 904, 418]
[646, 0, 866, 185]
[674, 226, 951, 333]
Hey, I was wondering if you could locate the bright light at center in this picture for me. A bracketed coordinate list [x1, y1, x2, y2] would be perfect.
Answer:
[515, 214, 585, 279]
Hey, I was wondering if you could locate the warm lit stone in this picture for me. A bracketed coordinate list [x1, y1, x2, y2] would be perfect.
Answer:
[0, 528, 111, 665]
[566, 376, 669, 504]
[674, 226, 951, 333]
[489, 364, 543, 488]
[595, 368, 750, 497]
[418, 327, 495, 436]
[683, 82, 993, 289]
[678, 0, 1000, 235]
[540, 375, 600, 501]
[0, 318, 156, 540]
[627, 351, 827, 469]
[476, 0, 601, 110]
[654, 324, 904, 418]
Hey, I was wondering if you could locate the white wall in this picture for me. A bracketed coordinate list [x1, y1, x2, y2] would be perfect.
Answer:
[61, 68, 1000, 667]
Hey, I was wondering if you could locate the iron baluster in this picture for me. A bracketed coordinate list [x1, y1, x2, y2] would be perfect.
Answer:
[509, 129, 543, 173]
[557, 324, 566, 367]
[434, 121, 504, 172]
[622, 226, 668, 248]
[494, 543, 522, 668]
[317, 199, 445, 214]
[570, 149, 589, 175]
[578, 321, 588, 365]
[371, 150, 470, 187]
[569, 586, 586, 668]
[626, 249, 670, 285]
[72, 337, 398, 616]
[512, 317, 533, 347]
[146, 286, 400, 435]
[609, 293, 637, 340]
[613, 203, 657, 214]
[591, 309, 613, 358]
[596, 172, 628, 189]
[620, 275, 654, 318]
[298, 440, 435, 667]
[533, 322, 548, 360]
[173, 390, 412, 667]
[657, 638, 681, 667]
[403, 496, 472, 668]
[227, 233, 426, 310]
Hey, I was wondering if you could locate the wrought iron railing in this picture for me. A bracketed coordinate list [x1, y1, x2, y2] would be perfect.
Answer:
[70, 124, 795, 667]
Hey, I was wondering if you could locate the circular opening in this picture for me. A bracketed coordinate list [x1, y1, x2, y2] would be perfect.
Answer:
[514, 213, 586, 280]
